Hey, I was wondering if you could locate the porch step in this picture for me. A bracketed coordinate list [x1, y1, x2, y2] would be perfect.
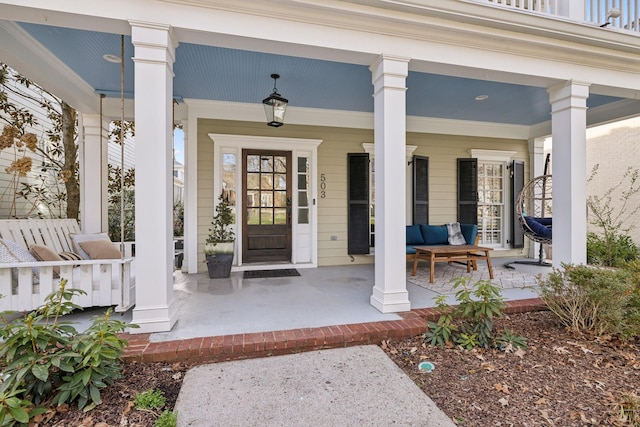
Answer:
[121, 298, 546, 363]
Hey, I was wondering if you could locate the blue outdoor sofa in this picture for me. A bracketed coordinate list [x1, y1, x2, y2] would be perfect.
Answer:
[405, 223, 478, 259]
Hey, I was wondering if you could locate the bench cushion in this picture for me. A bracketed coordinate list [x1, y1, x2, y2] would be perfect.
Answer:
[406, 225, 425, 245]
[524, 216, 552, 239]
[420, 225, 448, 245]
[460, 224, 478, 246]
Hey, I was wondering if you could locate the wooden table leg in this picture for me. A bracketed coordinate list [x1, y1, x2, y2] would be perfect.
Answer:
[485, 250, 494, 279]
[429, 252, 435, 283]
[412, 252, 419, 276]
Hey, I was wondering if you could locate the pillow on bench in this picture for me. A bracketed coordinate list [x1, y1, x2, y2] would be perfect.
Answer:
[406, 225, 425, 245]
[30, 245, 63, 277]
[420, 225, 449, 245]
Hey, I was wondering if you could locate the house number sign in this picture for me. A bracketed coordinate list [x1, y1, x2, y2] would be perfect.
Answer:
[320, 173, 327, 198]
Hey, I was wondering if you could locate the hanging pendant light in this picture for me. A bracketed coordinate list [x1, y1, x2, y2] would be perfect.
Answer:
[262, 74, 288, 127]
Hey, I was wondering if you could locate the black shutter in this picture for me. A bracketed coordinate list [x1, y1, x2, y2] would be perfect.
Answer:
[348, 153, 370, 254]
[511, 160, 525, 248]
[413, 156, 429, 224]
[457, 158, 478, 224]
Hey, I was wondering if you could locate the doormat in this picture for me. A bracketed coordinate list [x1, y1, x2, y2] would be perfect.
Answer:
[244, 269, 301, 279]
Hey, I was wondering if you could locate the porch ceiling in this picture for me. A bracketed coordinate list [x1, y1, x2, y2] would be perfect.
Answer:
[4, 21, 630, 127]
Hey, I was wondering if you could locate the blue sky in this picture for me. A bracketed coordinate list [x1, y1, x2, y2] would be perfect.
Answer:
[174, 128, 184, 164]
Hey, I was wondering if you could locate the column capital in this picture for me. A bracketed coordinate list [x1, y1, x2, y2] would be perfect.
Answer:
[129, 20, 178, 68]
[370, 54, 410, 94]
[547, 80, 590, 105]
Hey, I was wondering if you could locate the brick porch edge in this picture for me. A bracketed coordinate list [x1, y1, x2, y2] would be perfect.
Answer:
[120, 298, 546, 364]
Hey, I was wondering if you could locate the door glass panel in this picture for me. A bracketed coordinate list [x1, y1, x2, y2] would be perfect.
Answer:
[261, 175, 273, 190]
[261, 209, 273, 224]
[261, 156, 273, 172]
[274, 208, 286, 224]
[274, 191, 287, 207]
[275, 174, 286, 190]
[298, 179, 307, 190]
[275, 156, 287, 173]
[246, 190, 259, 207]
[247, 155, 260, 172]
[260, 192, 273, 207]
[247, 208, 260, 225]
[298, 157, 308, 173]
[299, 192, 308, 207]
[298, 208, 309, 224]
[247, 173, 260, 190]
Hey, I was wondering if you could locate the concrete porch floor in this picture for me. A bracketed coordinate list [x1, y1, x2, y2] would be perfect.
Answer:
[66, 258, 549, 363]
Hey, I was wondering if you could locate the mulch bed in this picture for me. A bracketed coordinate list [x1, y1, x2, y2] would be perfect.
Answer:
[40, 311, 640, 426]
[382, 311, 640, 426]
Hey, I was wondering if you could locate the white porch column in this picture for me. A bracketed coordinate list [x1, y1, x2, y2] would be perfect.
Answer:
[130, 21, 178, 333]
[548, 81, 590, 267]
[79, 114, 108, 234]
[527, 137, 546, 259]
[184, 115, 199, 273]
[369, 54, 411, 313]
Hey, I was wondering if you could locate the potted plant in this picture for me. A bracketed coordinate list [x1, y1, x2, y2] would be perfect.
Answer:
[205, 194, 235, 278]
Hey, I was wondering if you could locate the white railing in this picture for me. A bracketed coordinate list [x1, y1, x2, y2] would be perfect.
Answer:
[476, 0, 640, 32]
[482, 0, 559, 15]
[586, 0, 640, 31]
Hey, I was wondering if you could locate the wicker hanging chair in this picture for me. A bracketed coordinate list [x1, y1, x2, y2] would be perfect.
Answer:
[505, 153, 552, 269]
[516, 174, 552, 246]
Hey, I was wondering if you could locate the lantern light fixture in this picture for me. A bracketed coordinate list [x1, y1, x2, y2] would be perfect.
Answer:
[262, 74, 288, 127]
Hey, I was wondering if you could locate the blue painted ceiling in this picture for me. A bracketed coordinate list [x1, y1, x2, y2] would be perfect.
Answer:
[18, 22, 620, 126]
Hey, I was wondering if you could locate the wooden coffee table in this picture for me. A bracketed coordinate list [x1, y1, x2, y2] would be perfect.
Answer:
[411, 245, 494, 283]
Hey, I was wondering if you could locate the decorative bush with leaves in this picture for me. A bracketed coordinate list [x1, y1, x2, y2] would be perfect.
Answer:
[424, 277, 526, 351]
[587, 231, 638, 268]
[587, 165, 640, 267]
[0, 280, 135, 425]
[206, 194, 235, 246]
[537, 263, 640, 340]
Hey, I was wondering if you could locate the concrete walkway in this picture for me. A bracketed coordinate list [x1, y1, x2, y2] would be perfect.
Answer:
[175, 345, 456, 427]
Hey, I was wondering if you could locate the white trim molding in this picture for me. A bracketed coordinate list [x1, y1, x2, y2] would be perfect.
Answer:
[209, 134, 322, 270]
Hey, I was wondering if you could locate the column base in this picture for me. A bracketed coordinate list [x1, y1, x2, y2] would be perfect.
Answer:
[130, 299, 178, 333]
[370, 287, 411, 313]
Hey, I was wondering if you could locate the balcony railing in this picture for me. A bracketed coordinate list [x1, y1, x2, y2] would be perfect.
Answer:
[478, 0, 640, 32]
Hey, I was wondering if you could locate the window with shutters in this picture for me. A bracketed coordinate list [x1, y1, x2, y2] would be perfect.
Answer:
[469, 150, 517, 249]
[348, 148, 425, 255]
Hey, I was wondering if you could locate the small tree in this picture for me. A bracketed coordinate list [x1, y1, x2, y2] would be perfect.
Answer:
[0, 62, 79, 219]
[206, 194, 235, 246]
[587, 165, 640, 266]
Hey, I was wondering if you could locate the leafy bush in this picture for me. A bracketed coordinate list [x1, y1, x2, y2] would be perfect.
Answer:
[537, 263, 640, 340]
[135, 389, 166, 410]
[587, 232, 639, 268]
[0, 280, 134, 425]
[424, 278, 526, 350]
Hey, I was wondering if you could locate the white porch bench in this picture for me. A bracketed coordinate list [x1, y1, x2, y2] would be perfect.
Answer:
[0, 219, 135, 313]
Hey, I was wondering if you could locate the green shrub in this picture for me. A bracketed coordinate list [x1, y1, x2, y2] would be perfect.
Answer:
[0, 280, 134, 425]
[135, 389, 167, 410]
[537, 263, 640, 340]
[587, 232, 639, 268]
[155, 410, 178, 427]
[424, 278, 526, 350]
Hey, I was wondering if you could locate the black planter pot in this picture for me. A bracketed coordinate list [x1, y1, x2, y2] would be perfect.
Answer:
[206, 253, 233, 278]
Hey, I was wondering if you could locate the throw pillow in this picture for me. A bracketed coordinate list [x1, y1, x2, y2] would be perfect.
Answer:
[446, 222, 467, 245]
[0, 239, 39, 287]
[59, 251, 83, 261]
[78, 239, 121, 260]
[406, 225, 424, 245]
[0, 239, 37, 263]
[30, 245, 62, 277]
[71, 232, 110, 259]
[421, 225, 449, 245]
